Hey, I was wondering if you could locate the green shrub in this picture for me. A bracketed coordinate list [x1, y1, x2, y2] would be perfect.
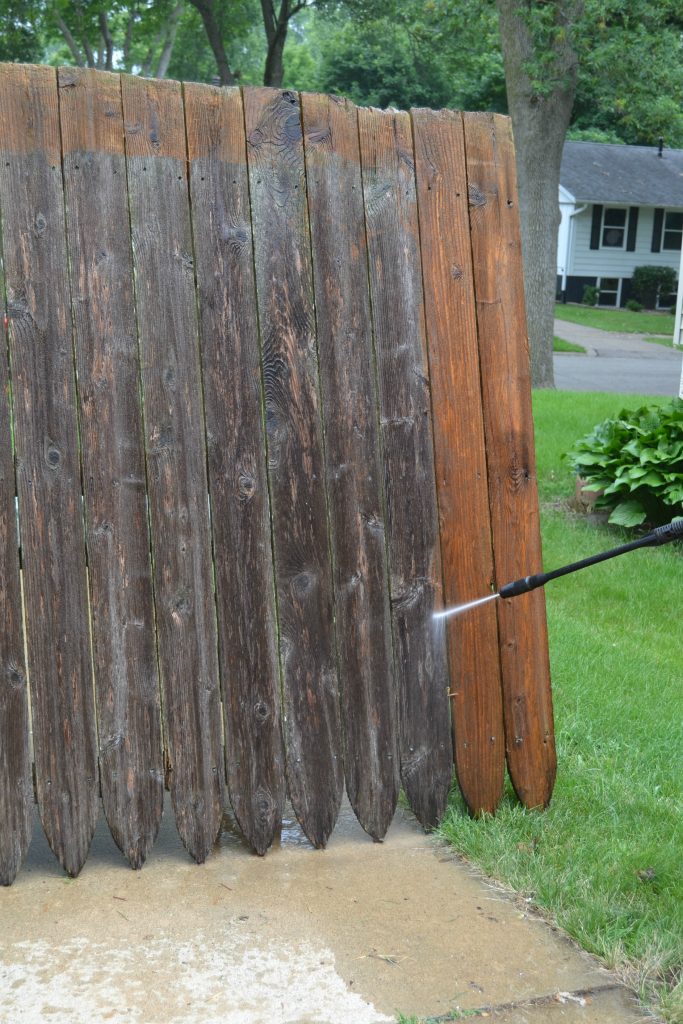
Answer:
[630, 265, 677, 309]
[582, 284, 598, 306]
[625, 298, 643, 312]
[565, 398, 683, 527]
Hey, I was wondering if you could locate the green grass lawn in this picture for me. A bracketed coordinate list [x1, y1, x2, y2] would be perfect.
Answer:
[439, 390, 683, 1023]
[553, 335, 586, 353]
[555, 302, 675, 341]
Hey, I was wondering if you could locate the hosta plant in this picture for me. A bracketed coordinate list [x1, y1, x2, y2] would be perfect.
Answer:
[565, 399, 683, 527]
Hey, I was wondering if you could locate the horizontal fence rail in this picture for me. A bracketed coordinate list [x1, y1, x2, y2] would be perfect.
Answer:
[0, 63, 555, 884]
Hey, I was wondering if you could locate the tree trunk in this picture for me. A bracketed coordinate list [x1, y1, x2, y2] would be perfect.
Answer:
[98, 12, 114, 71]
[264, 28, 287, 86]
[496, 0, 582, 388]
[155, 2, 184, 79]
[54, 15, 85, 67]
[188, 0, 237, 86]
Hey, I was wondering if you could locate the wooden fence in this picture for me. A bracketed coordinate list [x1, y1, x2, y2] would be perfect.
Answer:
[0, 63, 555, 885]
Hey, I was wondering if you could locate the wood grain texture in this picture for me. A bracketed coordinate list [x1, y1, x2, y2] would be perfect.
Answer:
[121, 74, 223, 861]
[462, 112, 556, 808]
[0, 255, 32, 886]
[244, 87, 343, 848]
[357, 106, 451, 829]
[0, 62, 98, 876]
[302, 92, 398, 840]
[58, 67, 164, 868]
[184, 82, 285, 856]
[411, 107, 504, 816]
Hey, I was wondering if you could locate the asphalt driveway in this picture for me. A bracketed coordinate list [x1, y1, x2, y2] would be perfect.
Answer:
[553, 319, 682, 396]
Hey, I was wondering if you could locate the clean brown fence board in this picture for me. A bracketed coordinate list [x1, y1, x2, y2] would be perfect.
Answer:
[184, 82, 285, 856]
[120, 74, 223, 861]
[244, 88, 343, 849]
[462, 112, 556, 808]
[0, 63, 98, 877]
[357, 106, 451, 829]
[0, 266, 32, 886]
[57, 67, 164, 868]
[411, 107, 504, 817]
[301, 92, 398, 840]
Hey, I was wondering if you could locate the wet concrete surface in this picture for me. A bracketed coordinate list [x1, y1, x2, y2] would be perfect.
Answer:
[553, 318, 682, 396]
[0, 796, 645, 1023]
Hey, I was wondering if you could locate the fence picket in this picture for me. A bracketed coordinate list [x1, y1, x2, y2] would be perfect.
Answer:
[244, 88, 343, 849]
[357, 106, 451, 829]
[301, 92, 398, 840]
[120, 74, 223, 861]
[184, 82, 285, 856]
[57, 67, 164, 868]
[411, 108, 505, 816]
[462, 112, 556, 808]
[0, 63, 98, 876]
[0, 252, 31, 886]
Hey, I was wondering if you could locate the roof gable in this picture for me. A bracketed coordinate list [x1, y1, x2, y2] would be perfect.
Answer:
[560, 141, 683, 206]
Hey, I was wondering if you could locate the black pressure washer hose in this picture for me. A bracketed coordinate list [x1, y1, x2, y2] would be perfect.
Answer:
[499, 518, 683, 599]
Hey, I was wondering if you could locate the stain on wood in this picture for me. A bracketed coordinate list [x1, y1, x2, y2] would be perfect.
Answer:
[357, 106, 451, 829]
[0, 258, 32, 886]
[184, 82, 285, 856]
[302, 92, 398, 840]
[244, 88, 343, 848]
[411, 107, 504, 816]
[121, 74, 223, 861]
[462, 112, 556, 808]
[58, 67, 164, 868]
[0, 62, 98, 876]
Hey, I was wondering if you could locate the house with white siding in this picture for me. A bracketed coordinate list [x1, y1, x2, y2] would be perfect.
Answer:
[557, 140, 683, 308]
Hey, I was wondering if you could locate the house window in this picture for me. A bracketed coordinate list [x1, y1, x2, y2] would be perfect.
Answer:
[662, 211, 683, 251]
[597, 277, 620, 307]
[601, 208, 627, 248]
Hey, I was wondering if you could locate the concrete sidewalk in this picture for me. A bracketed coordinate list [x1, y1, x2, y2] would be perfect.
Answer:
[554, 318, 682, 396]
[0, 797, 646, 1024]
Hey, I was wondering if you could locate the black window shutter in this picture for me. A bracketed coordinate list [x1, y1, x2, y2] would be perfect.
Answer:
[626, 207, 639, 251]
[590, 205, 603, 249]
[651, 208, 664, 252]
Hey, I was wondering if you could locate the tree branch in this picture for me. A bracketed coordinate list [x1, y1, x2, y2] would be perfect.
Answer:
[154, 1, 184, 79]
[54, 14, 85, 67]
[187, 0, 237, 85]
[98, 11, 114, 71]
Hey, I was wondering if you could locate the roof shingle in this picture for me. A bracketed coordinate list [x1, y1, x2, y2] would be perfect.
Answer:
[560, 140, 683, 206]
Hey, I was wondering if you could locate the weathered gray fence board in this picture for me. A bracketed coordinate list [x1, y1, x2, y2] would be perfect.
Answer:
[184, 82, 285, 856]
[0, 62, 98, 877]
[357, 106, 451, 829]
[244, 88, 343, 849]
[58, 67, 164, 868]
[0, 252, 32, 886]
[301, 92, 398, 840]
[463, 112, 556, 808]
[411, 107, 505, 816]
[121, 74, 223, 862]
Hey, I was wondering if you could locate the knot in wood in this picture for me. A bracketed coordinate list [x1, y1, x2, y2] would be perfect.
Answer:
[468, 184, 486, 208]
[253, 701, 270, 723]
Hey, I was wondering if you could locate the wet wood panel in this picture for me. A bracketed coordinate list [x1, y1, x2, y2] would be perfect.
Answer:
[357, 106, 451, 829]
[301, 92, 398, 840]
[58, 67, 164, 868]
[121, 74, 223, 861]
[0, 254, 32, 886]
[184, 82, 285, 856]
[0, 62, 98, 877]
[462, 112, 556, 808]
[244, 88, 343, 848]
[411, 107, 504, 816]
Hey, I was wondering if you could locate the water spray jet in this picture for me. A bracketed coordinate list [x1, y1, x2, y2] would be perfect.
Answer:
[435, 519, 683, 622]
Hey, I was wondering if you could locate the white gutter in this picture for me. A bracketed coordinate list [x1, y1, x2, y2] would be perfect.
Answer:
[561, 203, 587, 298]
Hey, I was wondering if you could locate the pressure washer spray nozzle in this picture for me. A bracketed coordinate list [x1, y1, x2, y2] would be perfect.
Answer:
[498, 518, 683, 600]
[434, 519, 682, 621]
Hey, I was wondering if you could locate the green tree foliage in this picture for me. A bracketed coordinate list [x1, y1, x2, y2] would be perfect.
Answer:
[0, 2, 42, 62]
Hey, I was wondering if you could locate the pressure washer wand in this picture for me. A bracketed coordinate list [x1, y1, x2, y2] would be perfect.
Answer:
[499, 518, 683, 599]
